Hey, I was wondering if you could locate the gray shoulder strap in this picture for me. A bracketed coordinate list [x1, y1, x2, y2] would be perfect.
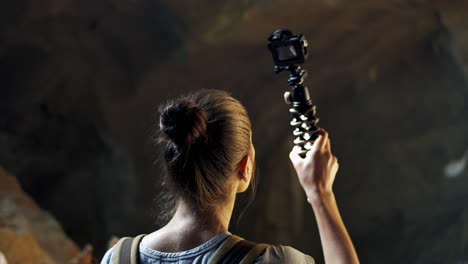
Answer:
[208, 235, 244, 264]
[110, 234, 146, 264]
[239, 243, 269, 264]
[209, 235, 269, 264]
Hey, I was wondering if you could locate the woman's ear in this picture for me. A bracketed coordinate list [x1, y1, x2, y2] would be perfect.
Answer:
[236, 155, 251, 193]
[238, 155, 249, 182]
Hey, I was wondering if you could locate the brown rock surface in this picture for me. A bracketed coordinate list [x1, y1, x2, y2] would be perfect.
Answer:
[0, 167, 80, 264]
[0, 229, 54, 264]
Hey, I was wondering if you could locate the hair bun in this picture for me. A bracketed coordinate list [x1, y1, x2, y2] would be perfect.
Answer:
[159, 100, 208, 148]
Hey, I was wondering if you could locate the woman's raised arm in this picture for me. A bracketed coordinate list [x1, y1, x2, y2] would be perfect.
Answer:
[289, 129, 360, 264]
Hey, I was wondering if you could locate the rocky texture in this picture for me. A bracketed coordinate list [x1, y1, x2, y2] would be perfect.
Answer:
[0, 229, 55, 264]
[1, 0, 468, 263]
[0, 167, 88, 264]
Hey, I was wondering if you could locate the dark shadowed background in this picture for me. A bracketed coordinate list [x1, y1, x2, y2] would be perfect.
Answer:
[1, 0, 468, 263]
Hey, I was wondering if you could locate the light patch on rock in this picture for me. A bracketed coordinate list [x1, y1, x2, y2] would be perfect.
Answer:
[444, 149, 468, 178]
[0, 251, 7, 264]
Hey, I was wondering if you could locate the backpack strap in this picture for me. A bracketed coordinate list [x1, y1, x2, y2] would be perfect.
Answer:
[110, 234, 146, 264]
[239, 243, 269, 264]
[208, 235, 269, 264]
[208, 235, 244, 264]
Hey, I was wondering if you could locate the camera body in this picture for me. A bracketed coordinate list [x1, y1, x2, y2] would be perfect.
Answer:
[267, 29, 308, 67]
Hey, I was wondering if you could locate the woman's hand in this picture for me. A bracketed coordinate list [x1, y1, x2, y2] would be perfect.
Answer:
[289, 129, 339, 202]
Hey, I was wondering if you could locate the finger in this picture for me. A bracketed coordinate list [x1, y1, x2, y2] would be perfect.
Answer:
[305, 147, 314, 159]
[332, 155, 339, 167]
[312, 129, 328, 150]
[332, 155, 337, 163]
[333, 157, 339, 170]
[326, 137, 331, 152]
[289, 145, 303, 163]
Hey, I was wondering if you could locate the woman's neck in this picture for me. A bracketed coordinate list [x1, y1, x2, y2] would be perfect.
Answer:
[168, 196, 236, 235]
[140, 197, 236, 252]
[141, 181, 239, 252]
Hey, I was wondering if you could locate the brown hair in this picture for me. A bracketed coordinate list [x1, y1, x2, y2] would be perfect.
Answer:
[157, 90, 255, 218]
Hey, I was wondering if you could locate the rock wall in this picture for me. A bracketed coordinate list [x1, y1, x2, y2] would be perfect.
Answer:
[0, 0, 467, 262]
[0, 166, 90, 264]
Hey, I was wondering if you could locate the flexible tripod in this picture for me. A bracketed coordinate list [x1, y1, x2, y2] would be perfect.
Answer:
[275, 64, 320, 157]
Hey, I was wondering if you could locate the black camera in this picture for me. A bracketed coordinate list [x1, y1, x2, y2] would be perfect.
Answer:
[267, 29, 308, 67]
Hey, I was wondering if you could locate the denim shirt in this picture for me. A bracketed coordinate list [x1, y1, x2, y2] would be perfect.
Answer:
[100, 232, 315, 264]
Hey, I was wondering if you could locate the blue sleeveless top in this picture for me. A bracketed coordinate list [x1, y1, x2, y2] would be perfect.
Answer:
[100, 232, 314, 264]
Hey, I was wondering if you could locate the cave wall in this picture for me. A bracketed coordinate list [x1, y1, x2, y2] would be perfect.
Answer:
[0, 167, 83, 264]
[1, 0, 468, 262]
